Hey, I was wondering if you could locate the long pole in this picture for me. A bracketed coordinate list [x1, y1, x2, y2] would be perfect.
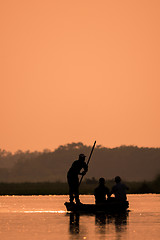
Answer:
[79, 140, 96, 186]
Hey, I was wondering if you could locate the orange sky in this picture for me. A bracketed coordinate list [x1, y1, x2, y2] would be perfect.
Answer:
[1, 0, 160, 152]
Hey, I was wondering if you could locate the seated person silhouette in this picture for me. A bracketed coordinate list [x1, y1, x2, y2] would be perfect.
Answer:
[67, 153, 88, 204]
[109, 176, 129, 201]
[94, 178, 110, 204]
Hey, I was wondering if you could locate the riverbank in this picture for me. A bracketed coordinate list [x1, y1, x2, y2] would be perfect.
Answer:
[0, 176, 159, 195]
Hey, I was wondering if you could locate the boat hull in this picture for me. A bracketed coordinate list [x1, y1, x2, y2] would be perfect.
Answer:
[64, 200, 129, 213]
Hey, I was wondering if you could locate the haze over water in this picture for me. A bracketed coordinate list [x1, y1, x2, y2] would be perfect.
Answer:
[0, 195, 159, 240]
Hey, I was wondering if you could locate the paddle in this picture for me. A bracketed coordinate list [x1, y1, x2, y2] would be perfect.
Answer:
[79, 140, 96, 186]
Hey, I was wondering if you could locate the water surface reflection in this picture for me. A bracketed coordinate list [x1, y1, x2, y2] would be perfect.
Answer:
[0, 195, 159, 240]
[69, 213, 80, 234]
[67, 211, 129, 238]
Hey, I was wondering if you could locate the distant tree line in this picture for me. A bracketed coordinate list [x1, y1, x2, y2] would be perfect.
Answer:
[0, 142, 160, 183]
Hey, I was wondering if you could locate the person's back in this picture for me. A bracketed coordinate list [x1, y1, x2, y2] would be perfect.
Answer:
[67, 159, 88, 177]
[94, 178, 110, 204]
[110, 176, 128, 201]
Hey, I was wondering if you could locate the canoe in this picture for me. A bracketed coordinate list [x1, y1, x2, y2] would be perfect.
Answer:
[64, 200, 129, 213]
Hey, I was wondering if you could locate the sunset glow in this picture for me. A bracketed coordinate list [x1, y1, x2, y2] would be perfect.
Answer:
[1, 0, 160, 152]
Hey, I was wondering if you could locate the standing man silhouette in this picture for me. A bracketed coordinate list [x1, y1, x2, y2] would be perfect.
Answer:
[67, 154, 88, 204]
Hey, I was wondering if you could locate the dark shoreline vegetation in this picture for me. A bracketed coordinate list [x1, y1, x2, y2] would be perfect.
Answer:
[0, 175, 160, 195]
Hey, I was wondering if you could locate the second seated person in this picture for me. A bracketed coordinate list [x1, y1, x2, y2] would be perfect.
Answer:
[109, 176, 129, 201]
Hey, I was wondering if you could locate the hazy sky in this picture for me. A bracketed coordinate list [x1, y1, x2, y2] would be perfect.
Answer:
[1, 0, 160, 152]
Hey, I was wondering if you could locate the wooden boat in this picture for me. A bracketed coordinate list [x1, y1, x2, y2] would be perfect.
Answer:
[64, 200, 129, 213]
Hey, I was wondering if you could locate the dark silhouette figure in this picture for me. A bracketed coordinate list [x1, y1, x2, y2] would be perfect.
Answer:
[67, 153, 88, 204]
[109, 176, 129, 201]
[94, 178, 110, 204]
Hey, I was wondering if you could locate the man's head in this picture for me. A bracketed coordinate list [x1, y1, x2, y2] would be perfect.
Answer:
[99, 177, 105, 185]
[79, 153, 86, 161]
[115, 176, 121, 183]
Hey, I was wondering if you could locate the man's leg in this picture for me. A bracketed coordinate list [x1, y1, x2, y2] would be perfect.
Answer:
[75, 188, 81, 204]
[69, 187, 74, 203]
[68, 176, 74, 203]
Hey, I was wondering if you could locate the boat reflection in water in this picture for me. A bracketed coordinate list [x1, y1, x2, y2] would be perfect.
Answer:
[95, 211, 128, 234]
[69, 213, 80, 234]
[67, 211, 129, 236]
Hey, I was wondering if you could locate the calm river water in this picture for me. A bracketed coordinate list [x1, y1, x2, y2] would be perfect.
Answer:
[0, 194, 159, 240]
